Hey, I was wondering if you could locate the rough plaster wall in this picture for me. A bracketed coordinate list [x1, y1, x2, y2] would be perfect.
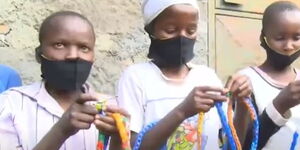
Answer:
[0, 0, 208, 95]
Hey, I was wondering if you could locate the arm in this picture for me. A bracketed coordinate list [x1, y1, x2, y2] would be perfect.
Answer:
[243, 81, 295, 149]
[117, 68, 227, 149]
[139, 87, 227, 150]
[243, 107, 283, 149]
[33, 123, 69, 150]
[34, 93, 98, 150]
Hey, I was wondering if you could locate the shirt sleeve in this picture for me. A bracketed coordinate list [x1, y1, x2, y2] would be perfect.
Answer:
[243, 102, 289, 149]
[116, 68, 144, 133]
[0, 92, 22, 149]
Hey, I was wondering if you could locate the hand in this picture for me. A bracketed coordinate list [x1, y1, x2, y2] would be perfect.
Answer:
[94, 105, 130, 137]
[177, 86, 227, 118]
[56, 93, 98, 137]
[225, 74, 252, 101]
[273, 80, 300, 115]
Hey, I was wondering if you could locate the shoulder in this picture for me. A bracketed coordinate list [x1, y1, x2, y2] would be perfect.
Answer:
[188, 63, 222, 85]
[120, 62, 156, 81]
[1, 82, 42, 100]
[0, 82, 44, 112]
[237, 66, 257, 76]
[123, 62, 154, 74]
[189, 63, 217, 74]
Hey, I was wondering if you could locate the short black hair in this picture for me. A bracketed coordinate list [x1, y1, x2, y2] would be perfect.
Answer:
[262, 1, 300, 33]
[39, 11, 95, 43]
[36, 11, 95, 63]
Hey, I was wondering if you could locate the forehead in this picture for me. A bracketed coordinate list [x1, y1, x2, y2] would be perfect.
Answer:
[155, 4, 199, 23]
[265, 10, 300, 34]
[41, 16, 95, 41]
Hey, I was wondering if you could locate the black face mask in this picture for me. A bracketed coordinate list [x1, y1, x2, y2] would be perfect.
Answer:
[40, 56, 92, 91]
[148, 36, 195, 67]
[261, 37, 300, 70]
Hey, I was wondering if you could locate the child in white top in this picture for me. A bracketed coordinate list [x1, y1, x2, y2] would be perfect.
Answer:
[117, 0, 252, 149]
[237, 1, 300, 149]
[0, 11, 127, 150]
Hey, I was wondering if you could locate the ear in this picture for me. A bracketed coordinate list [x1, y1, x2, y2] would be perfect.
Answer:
[35, 46, 42, 63]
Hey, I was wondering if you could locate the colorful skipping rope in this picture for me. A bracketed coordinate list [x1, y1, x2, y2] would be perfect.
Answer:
[133, 93, 260, 150]
[95, 101, 131, 150]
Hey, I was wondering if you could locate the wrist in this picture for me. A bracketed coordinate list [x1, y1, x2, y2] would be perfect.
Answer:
[174, 104, 190, 121]
[273, 98, 289, 116]
[55, 120, 75, 138]
[52, 123, 70, 141]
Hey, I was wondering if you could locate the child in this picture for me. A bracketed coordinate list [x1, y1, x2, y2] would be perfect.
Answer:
[237, 1, 300, 149]
[117, 0, 252, 149]
[0, 11, 127, 150]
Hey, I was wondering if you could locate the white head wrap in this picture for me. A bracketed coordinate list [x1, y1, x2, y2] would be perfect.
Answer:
[142, 0, 200, 26]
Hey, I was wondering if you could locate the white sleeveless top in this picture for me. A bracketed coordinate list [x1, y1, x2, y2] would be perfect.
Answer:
[239, 67, 300, 150]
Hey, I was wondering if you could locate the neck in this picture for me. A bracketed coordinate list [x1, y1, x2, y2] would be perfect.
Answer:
[159, 64, 190, 80]
[45, 82, 82, 110]
[259, 60, 296, 85]
[260, 60, 293, 73]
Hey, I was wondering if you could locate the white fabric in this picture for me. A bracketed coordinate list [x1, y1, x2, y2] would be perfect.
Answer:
[142, 0, 199, 25]
[239, 66, 300, 150]
[0, 81, 98, 150]
[117, 61, 226, 150]
[266, 102, 290, 126]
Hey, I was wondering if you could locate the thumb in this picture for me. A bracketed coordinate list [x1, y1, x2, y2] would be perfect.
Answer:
[76, 93, 98, 104]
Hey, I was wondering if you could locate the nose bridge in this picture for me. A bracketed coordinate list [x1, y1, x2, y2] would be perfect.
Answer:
[66, 45, 79, 59]
[179, 29, 187, 37]
[284, 39, 294, 50]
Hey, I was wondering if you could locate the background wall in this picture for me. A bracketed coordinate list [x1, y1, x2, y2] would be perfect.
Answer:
[0, 0, 208, 95]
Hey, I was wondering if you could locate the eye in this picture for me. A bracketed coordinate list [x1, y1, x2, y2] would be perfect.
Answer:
[80, 45, 90, 53]
[294, 35, 300, 41]
[165, 27, 176, 34]
[274, 36, 285, 41]
[187, 28, 197, 35]
[53, 42, 64, 49]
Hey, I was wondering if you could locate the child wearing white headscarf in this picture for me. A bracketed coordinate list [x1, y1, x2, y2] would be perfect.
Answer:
[117, 0, 252, 149]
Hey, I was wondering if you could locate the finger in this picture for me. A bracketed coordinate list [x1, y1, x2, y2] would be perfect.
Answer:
[236, 82, 252, 97]
[73, 113, 95, 123]
[72, 120, 92, 129]
[196, 98, 214, 106]
[94, 119, 118, 134]
[200, 93, 227, 102]
[77, 93, 98, 104]
[104, 105, 130, 118]
[98, 115, 116, 126]
[237, 80, 251, 92]
[196, 86, 225, 93]
[230, 76, 248, 93]
[237, 89, 252, 98]
[199, 104, 213, 112]
[80, 105, 98, 115]
[224, 75, 234, 90]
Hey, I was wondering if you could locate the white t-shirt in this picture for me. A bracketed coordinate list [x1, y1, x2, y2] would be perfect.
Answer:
[0, 81, 98, 150]
[117, 62, 226, 150]
[239, 66, 300, 150]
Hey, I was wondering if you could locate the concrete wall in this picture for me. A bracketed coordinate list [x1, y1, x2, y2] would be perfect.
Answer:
[0, 0, 208, 95]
